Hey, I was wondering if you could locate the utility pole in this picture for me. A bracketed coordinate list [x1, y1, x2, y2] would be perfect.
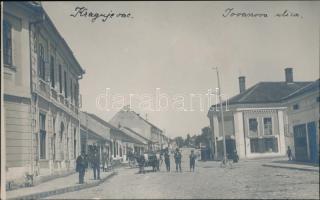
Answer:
[212, 67, 227, 164]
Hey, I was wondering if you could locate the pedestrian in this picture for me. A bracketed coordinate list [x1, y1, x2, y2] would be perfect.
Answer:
[164, 148, 170, 172]
[91, 148, 101, 180]
[76, 151, 87, 184]
[102, 151, 107, 172]
[287, 146, 292, 161]
[174, 148, 182, 172]
[138, 152, 145, 174]
[232, 149, 239, 163]
[189, 150, 196, 172]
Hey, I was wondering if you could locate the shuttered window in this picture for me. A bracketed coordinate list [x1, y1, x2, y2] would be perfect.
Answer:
[4, 20, 12, 66]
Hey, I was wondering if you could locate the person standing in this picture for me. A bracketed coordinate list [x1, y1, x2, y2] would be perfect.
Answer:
[287, 146, 292, 161]
[76, 151, 87, 184]
[91, 148, 101, 180]
[164, 148, 170, 172]
[189, 150, 196, 172]
[174, 148, 182, 172]
[138, 152, 145, 174]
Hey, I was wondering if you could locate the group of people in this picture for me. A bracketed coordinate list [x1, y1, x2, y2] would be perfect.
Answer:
[163, 148, 197, 172]
[76, 146, 113, 184]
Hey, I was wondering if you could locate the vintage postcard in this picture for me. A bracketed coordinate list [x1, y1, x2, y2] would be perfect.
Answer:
[1, 1, 319, 199]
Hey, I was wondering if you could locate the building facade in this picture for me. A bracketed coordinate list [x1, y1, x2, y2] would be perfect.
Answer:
[79, 112, 111, 165]
[208, 68, 314, 160]
[3, 2, 85, 183]
[109, 107, 169, 151]
[283, 80, 319, 163]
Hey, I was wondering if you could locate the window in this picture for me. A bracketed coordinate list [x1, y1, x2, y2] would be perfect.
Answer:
[59, 64, 63, 93]
[317, 96, 320, 103]
[250, 138, 278, 153]
[4, 20, 12, 65]
[263, 118, 273, 135]
[64, 71, 68, 97]
[60, 122, 64, 142]
[293, 104, 299, 110]
[74, 128, 77, 159]
[249, 118, 258, 136]
[50, 56, 55, 88]
[74, 84, 78, 106]
[38, 44, 45, 80]
[70, 80, 73, 103]
[39, 113, 46, 159]
[52, 118, 56, 160]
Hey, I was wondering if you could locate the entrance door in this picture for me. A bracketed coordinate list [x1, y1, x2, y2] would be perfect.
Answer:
[293, 124, 308, 162]
[307, 122, 318, 163]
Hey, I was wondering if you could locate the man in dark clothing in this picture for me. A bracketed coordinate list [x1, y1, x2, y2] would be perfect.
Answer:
[189, 150, 196, 172]
[138, 153, 145, 174]
[76, 151, 87, 184]
[174, 148, 182, 172]
[91, 148, 101, 180]
[164, 148, 170, 172]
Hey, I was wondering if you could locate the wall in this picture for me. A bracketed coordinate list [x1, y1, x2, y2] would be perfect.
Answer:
[3, 6, 32, 98]
[286, 92, 320, 159]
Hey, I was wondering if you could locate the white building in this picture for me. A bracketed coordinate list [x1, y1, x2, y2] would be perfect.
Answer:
[3, 2, 85, 186]
[208, 68, 313, 160]
[282, 80, 319, 163]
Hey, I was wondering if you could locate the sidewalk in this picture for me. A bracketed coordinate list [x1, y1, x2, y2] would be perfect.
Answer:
[6, 169, 117, 200]
[262, 159, 319, 172]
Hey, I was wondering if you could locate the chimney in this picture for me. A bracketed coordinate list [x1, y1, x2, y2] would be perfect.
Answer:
[239, 76, 246, 93]
[285, 68, 293, 83]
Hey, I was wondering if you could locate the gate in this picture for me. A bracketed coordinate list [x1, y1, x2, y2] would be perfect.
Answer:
[293, 124, 308, 162]
[307, 122, 318, 163]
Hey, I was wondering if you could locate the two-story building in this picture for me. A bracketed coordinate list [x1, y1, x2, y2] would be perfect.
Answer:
[207, 68, 313, 160]
[3, 2, 85, 184]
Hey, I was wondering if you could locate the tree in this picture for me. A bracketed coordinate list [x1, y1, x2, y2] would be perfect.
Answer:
[174, 136, 184, 148]
[185, 134, 191, 147]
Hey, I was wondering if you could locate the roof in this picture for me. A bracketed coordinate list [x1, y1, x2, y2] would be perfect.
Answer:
[122, 126, 152, 142]
[129, 110, 163, 132]
[111, 129, 145, 145]
[85, 112, 118, 130]
[221, 81, 312, 106]
[281, 79, 320, 100]
[20, 2, 85, 75]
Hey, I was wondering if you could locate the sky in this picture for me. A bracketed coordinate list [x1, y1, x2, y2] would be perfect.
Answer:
[42, 1, 320, 138]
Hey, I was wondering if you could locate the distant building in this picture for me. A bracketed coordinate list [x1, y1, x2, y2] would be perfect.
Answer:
[110, 107, 169, 151]
[282, 80, 319, 163]
[3, 2, 85, 184]
[208, 68, 315, 160]
[79, 112, 111, 164]
[82, 112, 148, 163]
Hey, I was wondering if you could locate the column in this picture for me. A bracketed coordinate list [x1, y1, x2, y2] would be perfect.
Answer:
[234, 112, 246, 159]
[278, 110, 286, 156]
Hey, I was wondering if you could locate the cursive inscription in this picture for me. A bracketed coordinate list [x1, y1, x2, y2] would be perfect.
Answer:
[222, 8, 302, 19]
[70, 7, 133, 23]
[223, 8, 268, 18]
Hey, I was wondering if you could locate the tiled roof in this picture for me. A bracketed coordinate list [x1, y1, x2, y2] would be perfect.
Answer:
[281, 79, 320, 100]
[85, 112, 118, 130]
[225, 81, 311, 105]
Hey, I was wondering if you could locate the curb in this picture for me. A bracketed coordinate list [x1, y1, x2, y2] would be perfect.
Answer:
[8, 171, 117, 200]
[262, 164, 319, 172]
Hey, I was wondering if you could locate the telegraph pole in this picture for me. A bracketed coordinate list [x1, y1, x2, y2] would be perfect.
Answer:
[212, 67, 227, 164]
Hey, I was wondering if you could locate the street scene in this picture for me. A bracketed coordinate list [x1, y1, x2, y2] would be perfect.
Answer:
[1, 1, 320, 200]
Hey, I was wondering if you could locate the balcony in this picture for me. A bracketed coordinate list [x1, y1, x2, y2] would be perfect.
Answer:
[39, 79, 50, 99]
[51, 88, 58, 101]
